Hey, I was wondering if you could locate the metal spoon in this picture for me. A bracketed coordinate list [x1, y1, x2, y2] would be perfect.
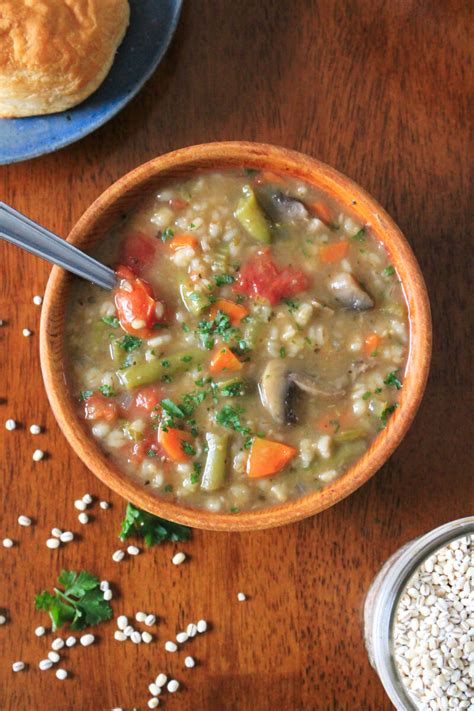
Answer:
[0, 201, 116, 290]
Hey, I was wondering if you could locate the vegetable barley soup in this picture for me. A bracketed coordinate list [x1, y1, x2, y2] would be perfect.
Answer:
[66, 170, 409, 513]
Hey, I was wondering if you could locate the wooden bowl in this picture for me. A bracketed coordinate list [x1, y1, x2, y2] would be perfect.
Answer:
[40, 142, 432, 531]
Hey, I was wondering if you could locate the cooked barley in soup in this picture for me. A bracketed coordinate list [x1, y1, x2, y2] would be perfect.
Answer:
[66, 170, 409, 513]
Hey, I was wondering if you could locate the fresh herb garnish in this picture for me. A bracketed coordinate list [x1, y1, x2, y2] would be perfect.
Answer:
[352, 227, 366, 242]
[182, 323, 190, 333]
[190, 462, 202, 484]
[220, 380, 245, 397]
[374, 387, 382, 394]
[284, 298, 299, 312]
[383, 265, 396, 277]
[98, 385, 115, 397]
[384, 370, 402, 390]
[380, 403, 399, 427]
[146, 449, 157, 457]
[119, 502, 190, 546]
[362, 391, 372, 400]
[160, 399, 185, 418]
[163, 484, 173, 493]
[161, 228, 174, 241]
[181, 440, 196, 456]
[230, 506, 240, 513]
[35, 570, 112, 631]
[101, 315, 119, 328]
[279, 346, 286, 358]
[216, 405, 251, 435]
[118, 335, 142, 352]
[79, 390, 93, 401]
[214, 274, 235, 287]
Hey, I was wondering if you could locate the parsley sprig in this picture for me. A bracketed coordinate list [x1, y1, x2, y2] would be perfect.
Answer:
[120, 503, 191, 546]
[35, 570, 112, 631]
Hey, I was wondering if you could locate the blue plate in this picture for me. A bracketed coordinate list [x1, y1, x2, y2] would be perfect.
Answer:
[0, 0, 182, 165]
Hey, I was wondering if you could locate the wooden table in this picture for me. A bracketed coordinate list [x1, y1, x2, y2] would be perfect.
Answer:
[0, 2, 471, 709]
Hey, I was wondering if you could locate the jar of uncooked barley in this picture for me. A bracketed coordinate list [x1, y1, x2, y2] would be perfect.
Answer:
[364, 517, 474, 710]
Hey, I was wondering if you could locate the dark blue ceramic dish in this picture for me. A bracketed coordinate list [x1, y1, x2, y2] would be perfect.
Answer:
[0, 0, 182, 165]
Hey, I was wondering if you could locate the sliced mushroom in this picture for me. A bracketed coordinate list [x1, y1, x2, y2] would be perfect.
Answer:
[258, 359, 297, 425]
[289, 372, 346, 398]
[254, 185, 308, 223]
[328, 272, 374, 310]
[259, 359, 345, 425]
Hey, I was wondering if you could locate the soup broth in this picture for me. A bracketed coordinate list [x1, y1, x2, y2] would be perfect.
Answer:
[65, 170, 409, 513]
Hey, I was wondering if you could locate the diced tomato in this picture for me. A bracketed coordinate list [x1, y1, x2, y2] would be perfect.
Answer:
[127, 435, 165, 464]
[134, 386, 162, 413]
[83, 393, 118, 422]
[114, 265, 167, 338]
[119, 232, 156, 276]
[234, 249, 310, 305]
[168, 198, 189, 210]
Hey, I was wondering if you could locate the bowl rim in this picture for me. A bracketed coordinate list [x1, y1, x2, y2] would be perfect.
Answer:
[40, 141, 432, 531]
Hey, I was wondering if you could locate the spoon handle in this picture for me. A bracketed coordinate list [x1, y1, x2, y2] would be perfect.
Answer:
[0, 202, 116, 290]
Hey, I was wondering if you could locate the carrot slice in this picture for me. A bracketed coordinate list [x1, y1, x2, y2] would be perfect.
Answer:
[319, 240, 349, 263]
[364, 332, 381, 357]
[309, 201, 332, 225]
[158, 426, 194, 462]
[209, 346, 243, 375]
[247, 437, 297, 478]
[209, 298, 249, 325]
[169, 234, 199, 251]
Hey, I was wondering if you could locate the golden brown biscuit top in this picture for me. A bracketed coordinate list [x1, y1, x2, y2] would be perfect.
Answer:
[0, 0, 129, 91]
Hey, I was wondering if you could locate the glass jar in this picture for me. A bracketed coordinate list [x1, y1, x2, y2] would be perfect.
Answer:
[363, 516, 474, 710]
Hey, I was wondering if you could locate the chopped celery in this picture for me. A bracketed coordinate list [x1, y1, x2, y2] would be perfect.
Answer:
[200, 432, 229, 491]
[117, 349, 203, 389]
[235, 185, 271, 243]
[179, 283, 209, 315]
[241, 317, 263, 349]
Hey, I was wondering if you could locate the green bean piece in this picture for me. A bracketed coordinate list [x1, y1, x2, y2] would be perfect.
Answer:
[179, 283, 209, 316]
[117, 349, 204, 389]
[235, 185, 271, 243]
[109, 339, 124, 365]
[200, 432, 229, 491]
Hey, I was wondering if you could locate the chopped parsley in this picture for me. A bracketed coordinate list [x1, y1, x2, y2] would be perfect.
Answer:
[118, 335, 142, 352]
[352, 227, 366, 241]
[181, 440, 196, 456]
[182, 323, 190, 333]
[380, 403, 399, 427]
[362, 391, 372, 400]
[160, 399, 185, 418]
[163, 484, 173, 493]
[98, 385, 115, 398]
[216, 405, 251, 435]
[214, 274, 235, 287]
[119, 502, 190, 545]
[284, 298, 300, 312]
[161, 359, 171, 368]
[146, 449, 157, 458]
[384, 370, 402, 390]
[279, 346, 287, 358]
[230, 506, 240, 513]
[196, 310, 239, 351]
[220, 380, 245, 397]
[161, 227, 174, 241]
[190, 462, 202, 484]
[35, 570, 112, 631]
[79, 389, 93, 401]
[374, 387, 382, 394]
[101, 315, 119, 328]
[383, 265, 396, 277]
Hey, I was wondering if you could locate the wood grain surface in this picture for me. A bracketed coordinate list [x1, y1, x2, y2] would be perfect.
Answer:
[0, 1, 472, 709]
